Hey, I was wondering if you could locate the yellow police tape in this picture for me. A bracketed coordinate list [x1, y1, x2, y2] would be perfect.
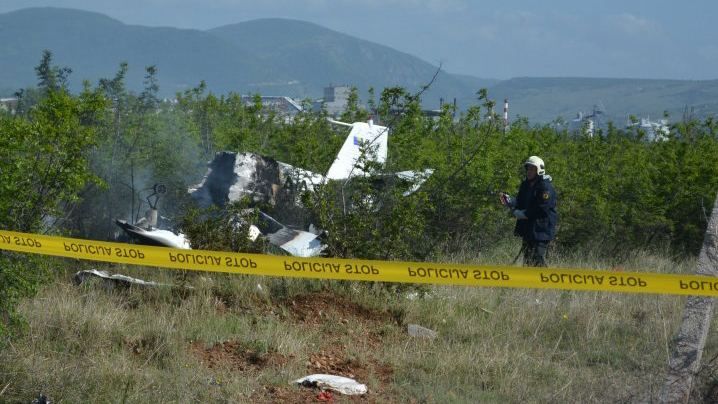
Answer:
[0, 229, 716, 296]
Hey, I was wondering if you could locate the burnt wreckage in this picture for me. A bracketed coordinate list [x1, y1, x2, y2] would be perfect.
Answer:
[118, 119, 432, 257]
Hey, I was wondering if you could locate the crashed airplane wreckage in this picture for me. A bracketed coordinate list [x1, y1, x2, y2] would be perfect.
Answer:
[117, 119, 432, 257]
[189, 119, 433, 207]
[114, 183, 193, 250]
[114, 198, 324, 257]
[189, 119, 391, 208]
[115, 219, 191, 250]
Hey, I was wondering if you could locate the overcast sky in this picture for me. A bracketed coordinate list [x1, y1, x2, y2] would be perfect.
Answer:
[1, 0, 715, 80]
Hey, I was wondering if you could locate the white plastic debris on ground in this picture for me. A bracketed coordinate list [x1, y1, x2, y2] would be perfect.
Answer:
[292, 374, 368, 395]
[73, 269, 171, 288]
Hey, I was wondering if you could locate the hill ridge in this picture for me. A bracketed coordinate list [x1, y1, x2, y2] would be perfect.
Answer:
[1, 7, 717, 122]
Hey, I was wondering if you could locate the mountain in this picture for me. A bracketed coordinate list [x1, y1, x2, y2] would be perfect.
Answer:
[0, 8, 268, 95]
[1, 7, 717, 123]
[0, 8, 493, 106]
[488, 77, 718, 124]
[207, 18, 497, 101]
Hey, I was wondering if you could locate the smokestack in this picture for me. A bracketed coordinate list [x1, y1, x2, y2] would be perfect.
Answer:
[503, 98, 509, 130]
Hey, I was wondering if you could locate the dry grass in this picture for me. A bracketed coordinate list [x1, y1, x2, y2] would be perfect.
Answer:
[1, 247, 716, 403]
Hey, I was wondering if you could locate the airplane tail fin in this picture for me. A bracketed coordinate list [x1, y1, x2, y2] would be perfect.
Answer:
[325, 119, 389, 180]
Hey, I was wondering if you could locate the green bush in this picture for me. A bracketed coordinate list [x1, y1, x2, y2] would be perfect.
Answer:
[0, 51, 106, 334]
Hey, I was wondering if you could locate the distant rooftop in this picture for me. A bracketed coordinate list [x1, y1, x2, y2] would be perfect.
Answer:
[240, 95, 303, 115]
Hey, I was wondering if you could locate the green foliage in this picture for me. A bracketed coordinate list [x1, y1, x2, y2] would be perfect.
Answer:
[4, 52, 718, 335]
[178, 202, 265, 254]
[0, 81, 105, 233]
[0, 254, 51, 336]
[193, 91, 342, 173]
[62, 59, 718, 261]
[35, 49, 72, 94]
[339, 86, 369, 123]
[309, 168, 429, 261]
[0, 53, 106, 334]
[69, 64, 205, 239]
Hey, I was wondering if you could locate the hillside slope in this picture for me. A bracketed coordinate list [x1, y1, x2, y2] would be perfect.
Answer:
[0, 8, 490, 103]
[208, 18, 496, 101]
[2, 8, 717, 122]
[0, 8, 266, 95]
[489, 77, 718, 123]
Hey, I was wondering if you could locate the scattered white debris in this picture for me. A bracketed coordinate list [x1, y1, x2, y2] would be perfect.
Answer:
[292, 374, 367, 395]
[115, 220, 190, 249]
[259, 211, 326, 257]
[73, 269, 172, 289]
[248, 224, 261, 241]
[273, 228, 326, 257]
[407, 324, 438, 339]
[187, 122, 432, 258]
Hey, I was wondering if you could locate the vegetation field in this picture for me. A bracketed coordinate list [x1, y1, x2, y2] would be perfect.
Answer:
[2, 53, 718, 402]
[4, 246, 718, 403]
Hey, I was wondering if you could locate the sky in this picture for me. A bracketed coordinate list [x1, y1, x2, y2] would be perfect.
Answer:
[1, 0, 716, 80]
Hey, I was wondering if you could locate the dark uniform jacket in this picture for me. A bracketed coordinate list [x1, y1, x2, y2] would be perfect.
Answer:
[514, 176, 557, 241]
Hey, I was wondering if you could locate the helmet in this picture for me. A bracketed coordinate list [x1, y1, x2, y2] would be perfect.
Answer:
[524, 156, 545, 176]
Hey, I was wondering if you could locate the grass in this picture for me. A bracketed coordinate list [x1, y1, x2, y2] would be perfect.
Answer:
[1, 244, 716, 403]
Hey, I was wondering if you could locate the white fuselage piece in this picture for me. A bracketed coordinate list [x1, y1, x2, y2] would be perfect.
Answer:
[325, 121, 388, 180]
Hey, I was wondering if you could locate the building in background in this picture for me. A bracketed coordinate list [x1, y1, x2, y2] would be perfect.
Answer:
[0, 97, 18, 114]
[627, 117, 670, 141]
[240, 95, 303, 120]
[314, 85, 352, 116]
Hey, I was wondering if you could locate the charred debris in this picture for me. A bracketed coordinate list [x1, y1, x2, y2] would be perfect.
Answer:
[115, 119, 432, 258]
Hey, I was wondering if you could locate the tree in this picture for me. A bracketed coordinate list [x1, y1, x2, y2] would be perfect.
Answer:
[340, 86, 369, 123]
[0, 55, 106, 334]
[35, 49, 72, 94]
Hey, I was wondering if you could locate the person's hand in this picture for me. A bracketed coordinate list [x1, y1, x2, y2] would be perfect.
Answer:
[499, 192, 514, 207]
[512, 209, 527, 219]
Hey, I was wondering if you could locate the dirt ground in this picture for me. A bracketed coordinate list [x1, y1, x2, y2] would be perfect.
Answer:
[190, 291, 398, 402]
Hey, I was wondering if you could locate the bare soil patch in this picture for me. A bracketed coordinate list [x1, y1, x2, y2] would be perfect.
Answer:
[284, 291, 392, 326]
[190, 340, 289, 371]
[191, 290, 398, 401]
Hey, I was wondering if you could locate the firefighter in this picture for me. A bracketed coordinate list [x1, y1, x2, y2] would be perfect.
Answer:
[500, 156, 557, 267]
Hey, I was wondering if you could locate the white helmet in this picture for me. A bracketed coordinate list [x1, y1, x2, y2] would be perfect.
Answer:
[524, 156, 545, 176]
